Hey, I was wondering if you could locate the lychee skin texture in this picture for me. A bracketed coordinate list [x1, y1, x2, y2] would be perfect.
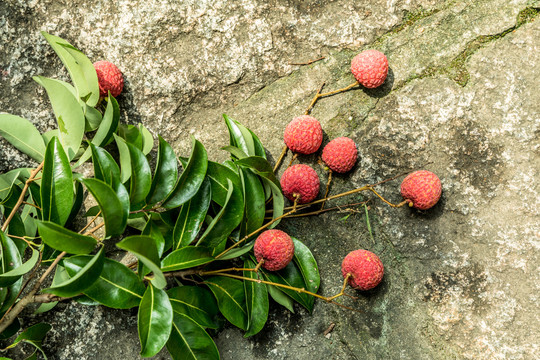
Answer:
[280, 164, 320, 204]
[321, 137, 357, 173]
[283, 115, 323, 154]
[254, 230, 295, 271]
[93, 61, 124, 98]
[400, 170, 442, 210]
[350, 50, 388, 89]
[341, 250, 384, 291]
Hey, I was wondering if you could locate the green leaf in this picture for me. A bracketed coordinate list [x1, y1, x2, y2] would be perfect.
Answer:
[41, 137, 73, 226]
[173, 178, 211, 249]
[206, 160, 242, 206]
[262, 261, 313, 312]
[215, 240, 254, 261]
[4, 322, 51, 358]
[292, 238, 320, 301]
[126, 142, 152, 209]
[166, 313, 220, 360]
[221, 145, 248, 159]
[243, 258, 269, 337]
[114, 134, 132, 183]
[205, 276, 247, 330]
[83, 104, 102, 131]
[0, 231, 22, 287]
[163, 138, 208, 209]
[65, 180, 84, 226]
[235, 156, 280, 187]
[197, 179, 243, 248]
[0, 317, 20, 340]
[146, 136, 178, 205]
[116, 236, 166, 289]
[223, 114, 255, 156]
[37, 221, 96, 254]
[140, 124, 154, 155]
[261, 178, 284, 229]
[0, 114, 46, 162]
[80, 178, 127, 237]
[90, 144, 120, 185]
[74, 94, 120, 167]
[138, 284, 173, 358]
[118, 124, 143, 150]
[249, 128, 267, 159]
[42, 247, 104, 297]
[42, 32, 100, 106]
[161, 247, 213, 272]
[33, 76, 85, 160]
[167, 286, 219, 329]
[64, 257, 145, 309]
[239, 168, 265, 236]
[267, 285, 295, 312]
[0, 232, 38, 287]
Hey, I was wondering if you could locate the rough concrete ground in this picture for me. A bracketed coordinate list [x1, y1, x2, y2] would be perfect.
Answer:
[1, 0, 539, 359]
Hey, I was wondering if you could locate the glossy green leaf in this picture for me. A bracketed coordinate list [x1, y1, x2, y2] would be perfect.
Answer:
[215, 240, 254, 261]
[0, 232, 38, 287]
[114, 134, 132, 183]
[138, 220, 167, 278]
[223, 114, 255, 156]
[239, 168, 265, 236]
[41, 137, 73, 226]
[206, 160, 242, 206]
[249, 128, 267, 159]
[173, 178, 211, 249]
[4, 322, 51, 358]
[0, 317, 20, 340]
[221, 145, 248, 159]
[235, 156, 280, 187]
[65, 180, 84, 226]
[7, 213, 28, 255]
[127, 142, 152, 209]
[161, 247, 213, 272]
[138, 284, 173, 358]
[90, 144, 120, 185]
[261, 178, 284, 229]
[42, 32, 100, 106]
[146, 136, 178, 205]
[74, 94, 120, 167]
[34, 264, 68, 314]
[267, 285, 295, 313]
[116, 236, 166, 289]
[166, 313, 219, 360]
[0, 114, 46, 162]
[83, 103, 102, 131]
[262, 261, 313, 312]
[0, 277, 22, 314]
[163, 138, 208, 209]
[81, 178, 127, 237]
[33, 76, 85, 160]
[205, 276, 247, 330]
[140, 124, 153, 155]
[292, 238, 320, 305]
[167, 286, 219, 329]
[118, 124, 143, 150]
[244, 258, 269, 337]
[0, 171, 20, 201]
[43, 247, 104, 297]
[37, 220, 96, 254]
[64, 257, 145, 309]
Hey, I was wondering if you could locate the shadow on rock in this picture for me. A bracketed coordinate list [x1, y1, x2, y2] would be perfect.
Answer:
[363, 67, 395, 98]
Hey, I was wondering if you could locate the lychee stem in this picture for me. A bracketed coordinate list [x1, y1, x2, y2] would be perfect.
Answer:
[289, 56, 325, 66]
[273, 145, 288, 172]
[201, 272, 361, 313]
[215, 198, 299, 260]
[325, 273, 351, 301]
[305, 81, 359, 115]
[320, 169, 333, 210]
[254, 259, 265, 272]
[275, 200, 369, 219]
[287, 153, 298, 168]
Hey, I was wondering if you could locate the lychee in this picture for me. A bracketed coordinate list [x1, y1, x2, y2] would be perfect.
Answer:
[350, 50, 388, 89]
[280, 164, 320, 204]
[341, 249, 384, 291]
[254, 230, 295, 271]
[400, 170, 442, 210]
[93, 61, 124, 98]
[283, 115, 323, 154]
[321, 137, 357, 173]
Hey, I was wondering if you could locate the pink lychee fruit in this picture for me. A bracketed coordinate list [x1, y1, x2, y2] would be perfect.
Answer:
[350, 50, 388, 89]
[321, 137, 357, 173]
[400, 170, 442, 210]
[93, 61, 124, 98]
[341, 249, 384, 291]
[254, 230, 295, 271]
[283, 115, 323, 154]
[280, 164, 320, 204]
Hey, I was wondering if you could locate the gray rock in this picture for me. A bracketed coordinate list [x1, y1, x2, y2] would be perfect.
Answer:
[1, 0, 538, 359]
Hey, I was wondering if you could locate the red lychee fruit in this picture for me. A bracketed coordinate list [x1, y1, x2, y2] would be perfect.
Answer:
[283, 115, 323, 154]
[280, 164, 320, 204]
[350, 50, 388, 89]
[254, 230, 295, 271]
[341, 249, 384, 291]
[321, 137, 357, 173]
[93, 61, 124, 98]
[400, 170, 442, 210]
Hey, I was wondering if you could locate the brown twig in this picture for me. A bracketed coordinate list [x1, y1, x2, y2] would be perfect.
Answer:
[305, 81, 360, 115]
[320, 169, 333, 210]
[323, 322, 336, 336]
[273, 145, 288, 173]
[289, 56, 325, 66]
[79, 210, 102, 234]
[305, 82, 326, 115]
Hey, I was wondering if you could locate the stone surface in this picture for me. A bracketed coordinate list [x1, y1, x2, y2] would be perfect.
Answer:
[1, 0, 539, 359]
